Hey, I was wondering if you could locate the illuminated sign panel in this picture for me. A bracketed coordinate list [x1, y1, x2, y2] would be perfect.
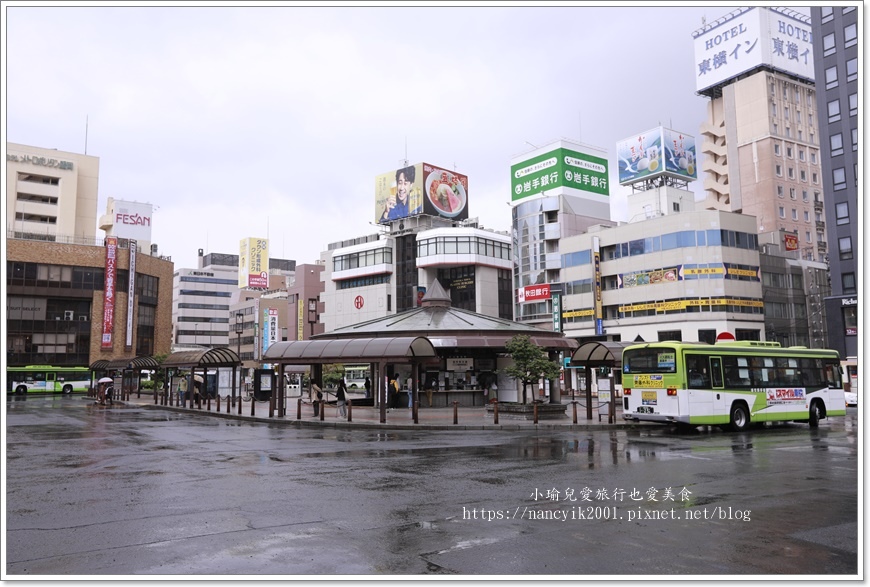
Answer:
[511, 147, 608, 202]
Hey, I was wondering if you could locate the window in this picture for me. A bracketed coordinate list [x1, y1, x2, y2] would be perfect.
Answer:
[833, 167, 847, 191]
[839, 236, 853, 260]
[784, 106, 790, 121]
[804, 210, 810, 222]
[844, 23, 857, 48]
[853, 128, 858, 151]
[778, 206, 785, 218]
[796, 110, 801, 124]
[825, 66, 838, 89]
[830, 133, 844, 157]
[791, 208, 797, 220]
[810, 151, 817, 165]
[836, 202, 849, 225]
[774, 143, 781, 156]
[775, 164, 783, 177]
[772, 103, 778, 117]
[798, 149, 805, 161]
[812, 172, 819, 184]
[786, 145, 793, 158]
[823, 32, 836, 56]
[842, 273, 857, 295]
[800, 169, 807, 182]
[782, 85, 788, 101]
[844, 59, 858, 85]
[849, 93, 857, 116]
[788, 167, 795, 179]
[777, 185, 784, 198]
[828, 99, 841, 123]
[821, 7, 833, 22]
[808, 112, 813, 126]
[806, 231, 812, 243]
[790, 187, 796, 200]
[802, 190, 809, 202]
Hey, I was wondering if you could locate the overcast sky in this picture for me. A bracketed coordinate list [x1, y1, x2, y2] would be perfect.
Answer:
[5, 3, 775, 270]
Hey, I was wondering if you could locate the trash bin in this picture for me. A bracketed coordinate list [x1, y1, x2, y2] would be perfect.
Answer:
[313, 401, 320, 417]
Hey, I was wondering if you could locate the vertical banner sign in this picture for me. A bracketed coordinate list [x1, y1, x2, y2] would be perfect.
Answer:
[552, 293, 562, 333]
[101, 237, 118, 349]
[254, 299, 260, 360]
[593, 236, 603, 335]
[297, 299, 305, 340]
[125, 241, 137, 348]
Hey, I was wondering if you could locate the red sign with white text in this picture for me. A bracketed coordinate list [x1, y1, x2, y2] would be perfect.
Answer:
[101, 237, 118, 349]
[518, 284, 551, 303]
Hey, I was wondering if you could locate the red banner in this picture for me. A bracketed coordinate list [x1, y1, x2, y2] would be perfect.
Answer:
[101, 237, 118, 349]
[784, 233, 798, 251]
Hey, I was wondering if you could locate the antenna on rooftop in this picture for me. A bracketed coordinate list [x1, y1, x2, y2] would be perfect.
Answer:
[84, 115, 89, 155]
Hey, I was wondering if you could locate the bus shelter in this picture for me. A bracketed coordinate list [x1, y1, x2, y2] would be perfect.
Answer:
[569, 341, 634, 420]
[263, 336, 439, 423]
[161, 348, 242, 408]
[90, 356, 160, 398]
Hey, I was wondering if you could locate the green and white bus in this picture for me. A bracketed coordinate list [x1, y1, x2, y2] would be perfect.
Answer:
[621, 341, 846, 431]
[7, 365, 92, 395]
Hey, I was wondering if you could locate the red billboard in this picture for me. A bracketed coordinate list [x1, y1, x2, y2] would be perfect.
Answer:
[518, 284, 550, 303]
[783, 233, 799, 251]
[101, 237, 118, 349]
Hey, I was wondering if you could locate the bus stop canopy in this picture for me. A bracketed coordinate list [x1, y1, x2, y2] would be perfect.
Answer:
[570, 341, 635, 367]
[263, 336, 438, 365]
[162, 348, 241, 369]
[90, 356, 160, 371]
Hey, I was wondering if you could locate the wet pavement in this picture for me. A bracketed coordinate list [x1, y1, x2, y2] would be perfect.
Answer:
[5, 395, 859, 578]
[115, 390, 640, 431]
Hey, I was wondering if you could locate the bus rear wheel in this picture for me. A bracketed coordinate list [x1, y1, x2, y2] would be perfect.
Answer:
[16, 386, 27, 396]
[62, 384, 73, 395]
[809, 400, 822, 428]
[729, 402, 750, 432]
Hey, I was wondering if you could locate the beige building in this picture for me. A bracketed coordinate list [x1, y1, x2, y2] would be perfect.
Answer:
[6, 142, 100, 242]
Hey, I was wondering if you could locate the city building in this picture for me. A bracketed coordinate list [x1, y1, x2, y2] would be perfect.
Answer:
[320, 161, 512, 332]
[171, 249, 295, 349]
[692, 7, 828, 264]
[6, 142, 99, 243]
[510, 139, 612, 328]
[6, 142, 175, 368]
[810, 5, 860, 362]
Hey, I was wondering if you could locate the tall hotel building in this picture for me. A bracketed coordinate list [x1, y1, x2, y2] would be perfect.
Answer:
[809, 5, 859, 363]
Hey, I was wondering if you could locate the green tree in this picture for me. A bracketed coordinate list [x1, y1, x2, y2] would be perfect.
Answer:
[502, 335, 561, 404]
[323, 363, 345, 388]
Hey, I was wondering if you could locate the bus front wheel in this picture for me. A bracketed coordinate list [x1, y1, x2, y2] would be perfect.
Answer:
[809, 400, 822, 428]
[15, 386, 27, 395]
[729, 402, 750, 432]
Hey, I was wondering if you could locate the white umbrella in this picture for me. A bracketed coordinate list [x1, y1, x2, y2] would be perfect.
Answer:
[193, 375, 204, 383]
[98, 377, 113, 384]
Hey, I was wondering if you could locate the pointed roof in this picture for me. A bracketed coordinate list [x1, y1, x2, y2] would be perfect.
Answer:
[316, 279, 577, 351]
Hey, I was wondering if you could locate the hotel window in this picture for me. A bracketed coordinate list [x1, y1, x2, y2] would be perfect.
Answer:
[817, 232, 824, 244]
[786, 145, 793, 158]
[823, 32, 836, 56]
[784, 107, 790, 121]
[774, 143, 781, 156]
[828, 99, 841, 123]
[810, 151, 817, 164]
[836, 202, 849, 225]
[790, 187, 796, 200]
[796, 111, 801, 124]
[833, 167, 847, 191]
[779, 206, 785, 218]
[788, 167, 795, 180]
[825, 66, 839, 90]
[839, 236, 853, 261]
[800, 169, 807, 182]
[846, 58, 857, 83]
[806, 231, 812, 243]
[808, 112, 813, 126]
[798, 149, 805, 161]
[853, 128, 858, 152]
[777, 185, 784, 198]
[771, 103, 777, 117]
[791, 208, 798, 221]
[804, 210, 810, 223]
[802, 190, 809, 202]
[842, 273, 857, 295]
[821, 7, 834, 22]
[830, 133, 844, 157]
[849, 93, 857, 116]
[812, 172, 819, 184]
[844, 23, 857, 48]
[782, 86, 788, 101]
[775, 164, 782, 177]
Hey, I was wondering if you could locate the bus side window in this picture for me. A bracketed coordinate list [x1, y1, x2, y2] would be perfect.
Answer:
[710, 357, 724, 388]
[686, 355, 711, 388]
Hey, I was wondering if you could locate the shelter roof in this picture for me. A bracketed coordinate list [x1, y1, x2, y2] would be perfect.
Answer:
[162, 348, 240, 369]
[263, 336, 437, 364]
[570, 341, 635, 366]
[90, 356, 160, 370]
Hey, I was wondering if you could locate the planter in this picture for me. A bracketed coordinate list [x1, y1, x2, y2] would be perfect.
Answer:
[486, 401, 567, 420]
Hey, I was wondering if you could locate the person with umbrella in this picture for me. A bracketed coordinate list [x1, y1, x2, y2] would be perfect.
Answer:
[96, 377, 114, 405]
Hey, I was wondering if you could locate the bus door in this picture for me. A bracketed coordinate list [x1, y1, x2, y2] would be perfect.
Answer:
[45, 372, 56, 392]
[709, 357, 726, 413]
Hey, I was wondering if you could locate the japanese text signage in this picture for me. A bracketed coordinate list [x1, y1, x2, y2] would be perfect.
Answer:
[511, 147, 609, 202]
[693, 7, 814, 94]
[517, 284, 550, 303]
[239, 237, 269, 289]
[101, 237, 118, 349]
[617, 127, 697, 185]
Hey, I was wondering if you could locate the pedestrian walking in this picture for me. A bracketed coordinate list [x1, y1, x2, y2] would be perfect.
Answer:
[364, 377, 372, 399]
[336, 378, 348, 418]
